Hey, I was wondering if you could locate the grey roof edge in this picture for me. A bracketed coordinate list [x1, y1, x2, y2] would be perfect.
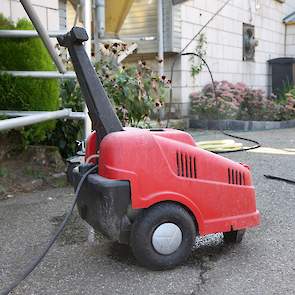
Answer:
[283, 11, 295, 23]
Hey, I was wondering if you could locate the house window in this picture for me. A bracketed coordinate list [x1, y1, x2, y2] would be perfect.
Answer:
[243, 23, 258, 61]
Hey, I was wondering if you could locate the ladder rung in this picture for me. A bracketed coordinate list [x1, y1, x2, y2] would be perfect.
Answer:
[0, 30, 67, 38]
[0, 110, 85, 120]
[0, 71, 76, 79]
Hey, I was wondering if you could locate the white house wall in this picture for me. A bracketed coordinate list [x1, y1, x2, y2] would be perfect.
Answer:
[175, 0, 295, 115]
[0, 0, 60, 31]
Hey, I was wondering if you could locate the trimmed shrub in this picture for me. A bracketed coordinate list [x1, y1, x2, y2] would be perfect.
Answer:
[0, 14, 59, 143]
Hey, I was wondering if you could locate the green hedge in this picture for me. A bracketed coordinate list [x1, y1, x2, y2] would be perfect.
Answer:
[0, 14, 59, 143]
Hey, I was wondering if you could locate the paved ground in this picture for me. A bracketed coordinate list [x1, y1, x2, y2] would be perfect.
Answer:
[1, 128, 295, 295]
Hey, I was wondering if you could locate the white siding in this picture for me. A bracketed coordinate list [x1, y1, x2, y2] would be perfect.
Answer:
[119, 0, 181, 53]
[0, 0, 60, 31]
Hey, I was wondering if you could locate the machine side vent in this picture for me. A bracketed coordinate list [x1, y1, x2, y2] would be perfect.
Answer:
[176, 152, 197, 178]
[228, 168, 245, 185]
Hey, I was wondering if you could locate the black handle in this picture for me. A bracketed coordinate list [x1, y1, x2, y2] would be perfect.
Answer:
[58, 27, 123, 145]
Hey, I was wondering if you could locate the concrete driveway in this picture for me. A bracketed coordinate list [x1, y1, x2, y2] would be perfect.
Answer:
[1, 128, 295, 295]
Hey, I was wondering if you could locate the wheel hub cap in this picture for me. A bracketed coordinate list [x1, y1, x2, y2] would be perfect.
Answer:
[152, 223, 182, 255]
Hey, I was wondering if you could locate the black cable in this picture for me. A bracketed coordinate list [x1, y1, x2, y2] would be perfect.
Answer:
[166, 0, 232, 127]
[216, 131, 261, 154]
[164, 0, 261, 154]
[1, 165, 98, 295]
[178, 52, 261, 154]
[264, 175, 295, 185]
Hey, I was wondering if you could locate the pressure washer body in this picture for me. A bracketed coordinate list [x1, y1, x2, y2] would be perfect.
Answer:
[58, 27, 260, 270]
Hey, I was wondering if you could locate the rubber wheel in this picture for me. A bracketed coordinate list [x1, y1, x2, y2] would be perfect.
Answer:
[130, 203, 197, 270]
[223, 229, 246, 243]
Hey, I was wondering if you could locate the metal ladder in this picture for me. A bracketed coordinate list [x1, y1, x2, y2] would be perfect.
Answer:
[0, 0, 91, 136]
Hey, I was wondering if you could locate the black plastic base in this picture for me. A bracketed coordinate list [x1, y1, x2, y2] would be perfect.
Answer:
[73, 165, 131, 244]
[223, 229, 245, 243]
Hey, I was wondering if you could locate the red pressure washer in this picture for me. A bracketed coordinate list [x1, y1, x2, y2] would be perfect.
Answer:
[58, 27, 260, 270]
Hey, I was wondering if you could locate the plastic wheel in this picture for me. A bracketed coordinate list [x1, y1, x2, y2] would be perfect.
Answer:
[223, 229, 245, 243]
[130, 203, 197, 270]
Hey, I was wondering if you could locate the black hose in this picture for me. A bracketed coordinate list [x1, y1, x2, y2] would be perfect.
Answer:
[264, 175, 295, 185]
[174, 52, 261, 154]
[166, 0, 232, 127]
[0, 165, 98, 295]
[216, 131, 261, 154]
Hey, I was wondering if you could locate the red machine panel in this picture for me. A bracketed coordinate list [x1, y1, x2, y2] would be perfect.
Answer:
[86, 128, 260, 236]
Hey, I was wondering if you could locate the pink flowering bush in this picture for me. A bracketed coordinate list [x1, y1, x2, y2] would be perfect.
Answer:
[190, 81, 239, 119]
[279, 90, 295, 120]
[190, 81, 295, 121]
